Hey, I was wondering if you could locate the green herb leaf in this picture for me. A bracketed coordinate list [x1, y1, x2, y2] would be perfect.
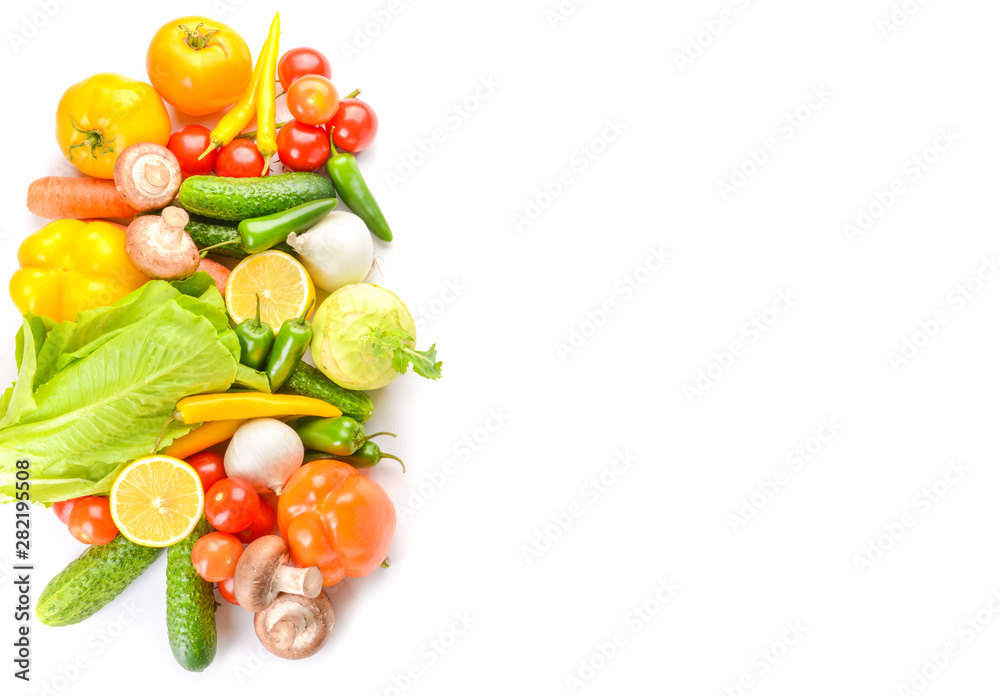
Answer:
[362, 327, 443, 381]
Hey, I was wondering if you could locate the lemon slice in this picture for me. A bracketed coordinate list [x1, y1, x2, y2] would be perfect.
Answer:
[110, 455, 205, 547]
[225, 250, 315, 331]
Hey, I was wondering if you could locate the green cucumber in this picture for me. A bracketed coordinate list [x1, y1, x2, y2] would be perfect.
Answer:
[166, 516, 217, 672]
[178, 173, 336, 222]
[185, 215, 294, 259]
[37, 534, 162, 627]
[278, 362, 374, 423]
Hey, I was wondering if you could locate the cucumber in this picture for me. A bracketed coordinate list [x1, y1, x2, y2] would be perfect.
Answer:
[278, 362, 374, 423]
[178, 173, 336, 222]
[166, 516, 217, 672]
[37, 535, 162, 627]
[185, 215, 294, 259]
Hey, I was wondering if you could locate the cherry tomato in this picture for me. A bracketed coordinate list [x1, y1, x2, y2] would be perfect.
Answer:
[286, 75, 340, 126]
[217, 575, 239, 605]
[235, 496, 276, 544]
[205, 478, 259, 533]
[277, 48, 332, 92]
[186, 451, 227, 493]
[53, 496, 85, 525]
[276, 121, 331, 172]
[191, 532, 244, 582]
[67, 497, 118, 546]
[216, 138, 267, 178]
[167, 124, 217, 176]
[328, 98, 379, 153]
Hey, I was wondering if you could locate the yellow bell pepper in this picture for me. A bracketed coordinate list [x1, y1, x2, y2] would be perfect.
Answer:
[9, 219, 148, 323]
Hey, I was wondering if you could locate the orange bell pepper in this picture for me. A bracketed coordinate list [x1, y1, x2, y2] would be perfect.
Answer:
[9, 219, 147, 322]
[277, 460, 395, 586]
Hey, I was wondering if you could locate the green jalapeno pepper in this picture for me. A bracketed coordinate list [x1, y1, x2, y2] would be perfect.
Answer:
[303, 440, 404, 472]
[234, 294, 274, 370]
[237, 198, 339, 253]
[293, 416, 396, 456]
[265, 300, 314, 391]
[326, 150, 392, 242]
[294, 416, 366, 455]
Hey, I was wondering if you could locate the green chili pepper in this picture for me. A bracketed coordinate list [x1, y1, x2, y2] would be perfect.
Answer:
[303, 441, 404, 472]
[294, 416, 365, 455]
[293, 416, 396, 456]
[237, 198, 339, 253]
[326, 150, 392, 242]
[341, 440, 404, 472]
[234, 294, 274, 370]
[265, 300, 314, 391]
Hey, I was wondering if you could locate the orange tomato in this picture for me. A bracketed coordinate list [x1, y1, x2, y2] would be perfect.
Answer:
[146, 16, 252, 116]
[278, 460, 396, 586]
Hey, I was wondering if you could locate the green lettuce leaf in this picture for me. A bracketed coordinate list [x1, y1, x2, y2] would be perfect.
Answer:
[0, 275, 239, 504]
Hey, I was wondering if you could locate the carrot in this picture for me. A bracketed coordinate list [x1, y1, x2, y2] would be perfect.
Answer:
[27, 177, 140, 220]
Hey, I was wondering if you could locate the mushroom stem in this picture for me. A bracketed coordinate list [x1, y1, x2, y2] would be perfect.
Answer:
[271, 616, 306, 650]
[273, 565, 323, 598]
[144, 159, 171, 187]
[159, 207, 191, 251]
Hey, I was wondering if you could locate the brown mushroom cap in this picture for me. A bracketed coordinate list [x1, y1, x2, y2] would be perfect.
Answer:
[124, 207, 200, 281]
[114, 142, 182, 211]
[235, 535, 323, 613]
[254, 591, 335, 660]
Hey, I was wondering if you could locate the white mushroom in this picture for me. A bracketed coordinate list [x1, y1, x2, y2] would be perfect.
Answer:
[234, 535, 323, 613]
[254, 591, 335, 660]
[114, 142, 182, 211]
[125, 206, 200, 280]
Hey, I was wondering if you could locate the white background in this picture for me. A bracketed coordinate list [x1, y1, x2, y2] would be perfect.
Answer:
[2, 0, 1000, 694]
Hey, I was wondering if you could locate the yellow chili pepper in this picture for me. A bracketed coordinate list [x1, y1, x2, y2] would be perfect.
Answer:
[198, 26, 273, 159]
[162, 419, 246, 459]
[175, 393, 341, 424]
[254, 12, 281, 175]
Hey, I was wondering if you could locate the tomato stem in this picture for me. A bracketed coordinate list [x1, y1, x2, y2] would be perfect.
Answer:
[179, 23, 229, 58]
[345, 88, 362, 99]
[67, 118, 116, 159]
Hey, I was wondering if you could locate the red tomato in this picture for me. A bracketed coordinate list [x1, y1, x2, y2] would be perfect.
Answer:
[197, 258, 230, 295]
[235, 497, 276, 544]
[277, 48, 332, 92]
[205, 478, 259, 533]
[53, 497, 85, 525]
[67, 497, 118, 546]
[286, 75, 340, 126]
[328, 98, 379, 153]
[167, 124, 217, 176]
[217, 576, 239, 605]
[186, 451, 227, 493]
[276, 121, 331, 172]
[216, 139, 267, 178]
[191, 532, 244, 582]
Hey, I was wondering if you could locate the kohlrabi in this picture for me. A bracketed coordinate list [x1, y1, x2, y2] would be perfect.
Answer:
[311, 283, 442, 391]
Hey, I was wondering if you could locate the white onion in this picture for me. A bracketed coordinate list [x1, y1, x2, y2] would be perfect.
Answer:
[224, 419, 304, 494]
[286, 210, 374, 293]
